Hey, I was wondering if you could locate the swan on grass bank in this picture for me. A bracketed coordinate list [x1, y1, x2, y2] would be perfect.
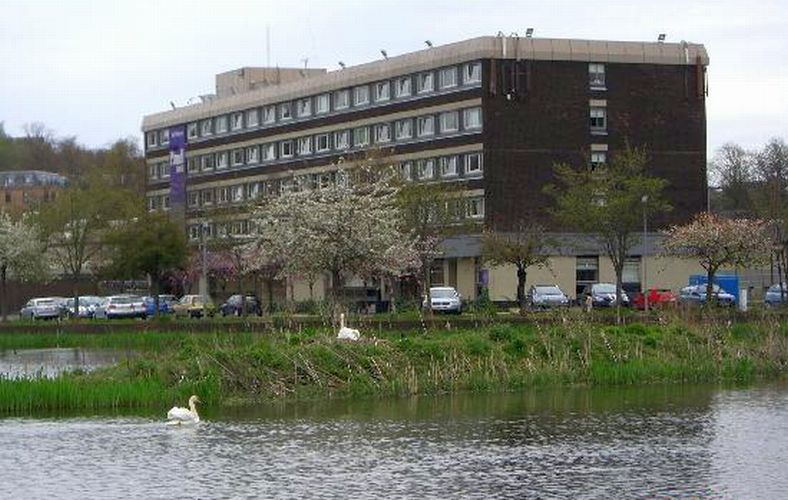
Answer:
[337, 313, 360, 341]
[167, 395, 201, 425]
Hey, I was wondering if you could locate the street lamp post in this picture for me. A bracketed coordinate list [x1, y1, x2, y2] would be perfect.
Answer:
[641, 195, 649, 312]
[199, 222, 209, 299]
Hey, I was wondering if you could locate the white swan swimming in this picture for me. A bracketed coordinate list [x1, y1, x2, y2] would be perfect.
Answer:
[167, 395, 201, 424]
[337, 313, 360, 341]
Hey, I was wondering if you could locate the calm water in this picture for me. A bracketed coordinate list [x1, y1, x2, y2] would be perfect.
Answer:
[0, 348, 131, 378]
[1, 382, 786, 499]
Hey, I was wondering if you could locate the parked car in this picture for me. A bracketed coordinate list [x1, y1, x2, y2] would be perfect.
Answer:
[632, 288, 678, 310]
[143, 295, 178, 316]
[527, 284, 570, 309]
[423, 286, 462, 314]
[94, 295, 148, 319]
[172, 294, 216, 318]
[219, 294, 262, 316]
[764, 283, 787, 308]
[679, 284, 736, 307]
[19, 297, 62, 320]
[65, 296, 103, 318]
[579, 283, 630, 308]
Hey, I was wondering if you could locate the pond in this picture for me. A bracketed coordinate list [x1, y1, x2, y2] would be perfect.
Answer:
[1, 381, 786, 498]
[0, 347, 132, 379]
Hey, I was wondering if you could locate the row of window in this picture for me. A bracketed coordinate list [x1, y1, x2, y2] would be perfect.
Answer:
[147, 107, 483, 181]
[146, 61, 483, 149]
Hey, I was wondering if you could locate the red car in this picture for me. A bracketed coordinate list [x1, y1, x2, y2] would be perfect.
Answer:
[633, 288, 677, 310]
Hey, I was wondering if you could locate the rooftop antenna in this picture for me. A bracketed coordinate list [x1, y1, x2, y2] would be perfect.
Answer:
[424, 40, 433, 48]
[380, 49, 388, 59]
[169, 101, 176, 110]
[338, 61, 346, 69]
[525, 28, 534, 38]
[657, 33, 666, 42]
[266, 24, 271, 67]
[301, 57, 309, 70]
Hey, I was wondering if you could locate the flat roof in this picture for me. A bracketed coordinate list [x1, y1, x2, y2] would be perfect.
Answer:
[142, 35, 708, 131]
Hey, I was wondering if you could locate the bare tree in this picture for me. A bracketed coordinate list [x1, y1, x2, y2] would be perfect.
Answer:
[710, 142, 754, 215]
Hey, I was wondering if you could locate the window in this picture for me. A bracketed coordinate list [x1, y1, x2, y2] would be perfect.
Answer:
[463, 107, 482, 129]
[159, 129, 169, 145]
[246, 109, 259, 127]
[159, 162, 170, 178]
[188, 191, 199, 207]
[200, 119, 213, 136]
[231, 112, 244, 130]
[231, 185, 244, 203]
[298, 136, 312, 155]
[589, 63, 606, 88]
[148, 164, 158, 180]
[186, 158, 198, 174]
[216, 151, 229, 170]
[279, 102, 292, 120]
[463, 61, 481, 84]
[201, 189, 214, 206]
[162, 195, 170, 210]
[590, 151, 607, 169]
[316, 93, 330, 114]
[353, 126, 370, 147]
[262, 143, 276, 161]
[232, 149, 244, 166]
[417, 116, 435, 137]
[334, 130, 349, 150]
[395, 76, 412, 97]
[439, 156, 458, 177]
[374, 123, 391, 143]
[218, 187, 229, 204]
[576, 256, 599, 297]
[188, 225, 200, 240]
[395, 119, 413, 140]
[374, 81, 390, 102]
[400, 161, 413, 181]
[466, 197, 484, 218]
[263, 106, 276, 124]
[200, 154, 215, 172]
[417, 159, 434, 179]
[334, 89, 350, 109]
[215, 115, 228, 133]
[417, 72, 434, 93]
[297, 98, 312, 117]
[465, 153, 483, 175]
[146, 132, 158, 148]
[280, 140, 294, 158]
[247, 182, 260, 200]
[246, 146, 259, 164]
[590, 108, 607, 133]
[187, 122, 198, 139]
[439, 111, 459, 133]
[316, 133, 330, 152]
[353, 85, 369, 106]
[439, 67, 458, 89]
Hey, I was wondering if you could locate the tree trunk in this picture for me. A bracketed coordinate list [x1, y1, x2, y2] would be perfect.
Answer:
[72, 278, 80, 321]
[153, 275, 160, 319]
[238, 275, 246, 317]
[615, 262, 624, 324]
[1, 265, 7, 323]
[516, 264, 527, 314]
[266, 278, 275, 312]
[706, 268, 716, 307]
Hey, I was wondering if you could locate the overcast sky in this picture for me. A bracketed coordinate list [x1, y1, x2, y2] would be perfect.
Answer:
[1, 0, 786, 157]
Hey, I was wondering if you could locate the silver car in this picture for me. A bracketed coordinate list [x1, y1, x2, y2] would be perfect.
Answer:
[423, 286, 462, 314]
[528, 285, 570, 309]
[765, 283, 787, 307]
[93, 295, 148, 319]
[19, 298, 62, 320]
[65, 296, 103, 318]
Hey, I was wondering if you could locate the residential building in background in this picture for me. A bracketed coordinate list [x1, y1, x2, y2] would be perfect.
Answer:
[142, 35, 711, 303]
[0, 170, 67, 214]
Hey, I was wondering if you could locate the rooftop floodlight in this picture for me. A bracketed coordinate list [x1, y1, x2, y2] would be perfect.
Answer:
[525, 28, 534, 38]
[658, 33, 666, 42]
[424, 40, 433, 48]
[380, 49, 388, 59]
[338, 61, 346, 69]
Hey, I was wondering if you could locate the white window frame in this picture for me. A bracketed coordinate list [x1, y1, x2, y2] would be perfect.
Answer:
[417, 116, 435, 137]
[162, 195, 170, 210]
[297, 98, 312, 117]
[159, 129, 169, 145]
[231, 113, 244, 131]
[591, 151, 607, 169]
[589, 63, 606, 88]
[147, 196, 158, 211]
[590, 107, 607, 133]
[246, 109, 259, 128]
[215, 115, 228, 133]
[187, 122, 198, 139]
[262, 143, 276, 161]
[466, 197, 485, 219]
[400, 161, 413, 181]
[297, 136, 312, 155]
[263, 106, 276, 124]
[417, 159, 434, 180]
[439, 156, 458, 177]
[417, 72, 434, 94]
[316, 133, 330, 152]
[188, 225, 200, 240]
[353, 126, 370, 147]
[216, 151, 229, 170]
[186, 158, 198, 175]
[439, 111, 459, 133]
[463, 107, 482, 130]
[187, 191, 199, 208]
[334, 130, 349, 150]
[148, 164, 158, 180]
[463, 61, 482, 84]
[247, 182, 260, 200]
[334, 89, 350, 110]
[200, 119, 213, 136]
[374, 81, 390, 102]
[231, 185, 244, 203]
[232, 149, 244, 166]
[159, 162, 170, 179]
[464, 153, 483, 175]
[316, 93, 330, 114]
[395, 76, 412, 97]
[280, 140, 294, 158]
[439, 67, 458, 89]
[146, 132, 158, 148]
[395, 119, 412, 140]
[374, 123, 391, 143]
[218, 187, 230, 204]
[246, 146, 259, 164]
[201, 189, 214, 206]
[353, 85, 369, 106]
[200, 154, 214, 172]
[279, 102, 292, 120]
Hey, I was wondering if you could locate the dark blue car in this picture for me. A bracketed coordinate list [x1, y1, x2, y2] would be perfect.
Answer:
[143, 295, 178, 315]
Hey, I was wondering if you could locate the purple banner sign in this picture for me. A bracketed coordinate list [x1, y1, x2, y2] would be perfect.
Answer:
[169, 126, 186, 204]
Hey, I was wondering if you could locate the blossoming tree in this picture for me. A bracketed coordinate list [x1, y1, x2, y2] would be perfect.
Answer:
[0, 213, 48, 321]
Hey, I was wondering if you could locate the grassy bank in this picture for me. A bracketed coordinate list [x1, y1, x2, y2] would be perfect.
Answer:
[1, 317, 786, 414]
